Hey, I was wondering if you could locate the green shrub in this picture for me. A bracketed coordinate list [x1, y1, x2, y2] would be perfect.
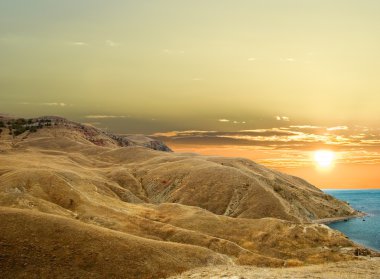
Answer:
[15, 118, 26, 125]
[14, 126, 27, 136]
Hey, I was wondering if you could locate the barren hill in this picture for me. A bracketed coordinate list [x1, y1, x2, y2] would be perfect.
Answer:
[0, 116, 377, 278]
[0, 116, 171, 151]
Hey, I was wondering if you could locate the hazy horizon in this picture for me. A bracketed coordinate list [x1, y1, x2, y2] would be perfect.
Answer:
[1, 1, 379, 188]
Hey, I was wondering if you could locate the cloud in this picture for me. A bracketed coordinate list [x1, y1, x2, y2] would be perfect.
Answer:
[153, 124, 380, 169]
[276, 116, 290, 121]
[290, 125, 321, 129]
[105, 40, 120, 47]
[155, 125, 380, 169]
[67, 41, 88, 46]
[247, 57, 256, 61]
[327, 126, 348, 131]
[218, 119, 246, 124]
[153, 130, 217, 137]
[154, 125, 380, 151]
[85, 115, 129, 119]
[153, 129, 297, 140]
[20, 102, 67, 107]
[42, 102, 66, 107]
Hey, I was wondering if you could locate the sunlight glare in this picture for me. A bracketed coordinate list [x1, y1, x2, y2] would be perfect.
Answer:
[314, 150, 335, 168]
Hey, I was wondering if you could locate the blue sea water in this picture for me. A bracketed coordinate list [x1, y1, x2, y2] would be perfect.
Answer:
[324, 189, 380, 251]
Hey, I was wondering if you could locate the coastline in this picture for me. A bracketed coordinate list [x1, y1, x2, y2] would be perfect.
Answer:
[314, 212, 380, 253]
[313, 212, 367, 225]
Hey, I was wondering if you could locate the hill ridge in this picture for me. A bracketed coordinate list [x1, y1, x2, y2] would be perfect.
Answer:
[0, 115, 172, 151]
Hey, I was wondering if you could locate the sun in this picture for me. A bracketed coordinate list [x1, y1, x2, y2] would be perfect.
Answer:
[314, 150, 335, 168]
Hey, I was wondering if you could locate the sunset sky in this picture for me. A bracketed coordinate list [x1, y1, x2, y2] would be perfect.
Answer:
[1, 1, 379, 188]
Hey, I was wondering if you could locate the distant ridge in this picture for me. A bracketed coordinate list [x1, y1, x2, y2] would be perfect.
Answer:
[0, 115, 172, 151]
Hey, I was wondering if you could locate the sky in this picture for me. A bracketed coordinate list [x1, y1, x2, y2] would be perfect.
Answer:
[1, 1, 380, 188]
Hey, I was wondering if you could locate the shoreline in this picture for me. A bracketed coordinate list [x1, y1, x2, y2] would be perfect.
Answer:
[313, 212, 366, 225]
[315, 212, 380, 253]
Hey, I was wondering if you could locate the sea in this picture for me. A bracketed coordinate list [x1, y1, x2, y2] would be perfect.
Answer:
[324, 189, 380, 251]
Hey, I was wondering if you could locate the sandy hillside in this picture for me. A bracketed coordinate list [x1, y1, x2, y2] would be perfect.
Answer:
[0, 116, 378, 278]
[169, 258, 380, 279]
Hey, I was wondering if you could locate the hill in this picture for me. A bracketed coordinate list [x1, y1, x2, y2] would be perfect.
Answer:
[0, 116, 377, 278]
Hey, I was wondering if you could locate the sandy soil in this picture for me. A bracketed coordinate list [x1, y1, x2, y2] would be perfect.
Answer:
[169, 258, 380, 279]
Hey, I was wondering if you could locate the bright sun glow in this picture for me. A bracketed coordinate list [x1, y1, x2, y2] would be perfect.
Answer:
[314, 150, 335, 168]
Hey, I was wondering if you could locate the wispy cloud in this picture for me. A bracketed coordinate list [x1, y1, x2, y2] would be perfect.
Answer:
[20, 102, 67, 107]
[154, 130, 217, 137]
[327, 126, 348, 131]
[247, 57, 256, 61]
[67, 41, 88, 46]
[42, 102, 66, 107]
[154, 129, 296, 139]
[276, 116, 290, 121]
[218, 119, 246, 124]
[105, 40, 120, 47]
[290, 125, 321, 129]
[281, 58, 295, 62]
[84, 115, 129, 119]
[153, 124, 380, 168]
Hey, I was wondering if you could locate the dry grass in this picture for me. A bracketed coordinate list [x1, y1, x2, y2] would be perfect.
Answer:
[0, 121, 378, 278]
[169, 258, 380, 279]
[0, 207, 227, 279]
